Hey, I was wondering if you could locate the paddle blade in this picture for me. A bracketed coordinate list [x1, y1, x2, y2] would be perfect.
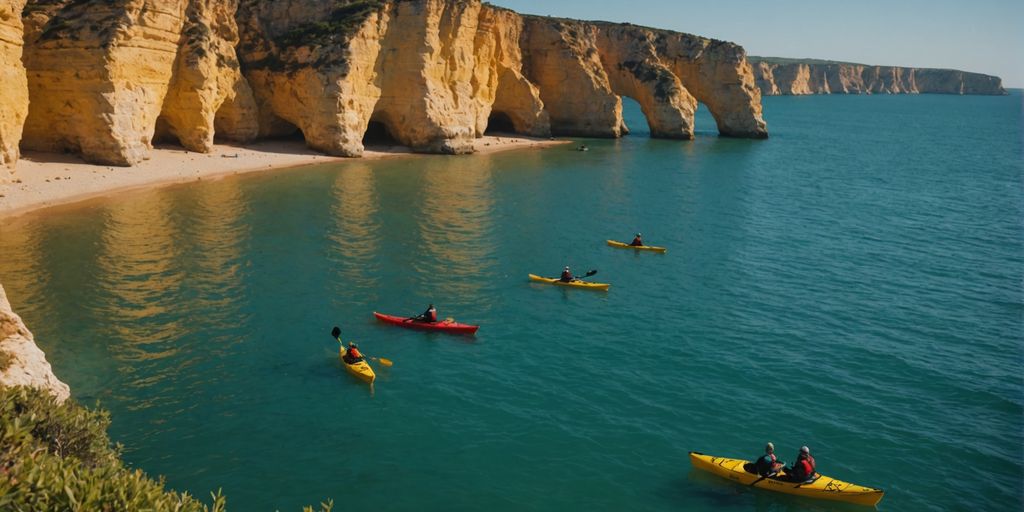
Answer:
[331, 326, 341, 338]
[378, 358, 394, 367]
[585, 269, 598, 277]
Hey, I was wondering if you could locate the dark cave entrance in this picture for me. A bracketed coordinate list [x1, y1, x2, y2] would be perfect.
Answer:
[485, 111, 517, 135]
[362, 120, 400, 146]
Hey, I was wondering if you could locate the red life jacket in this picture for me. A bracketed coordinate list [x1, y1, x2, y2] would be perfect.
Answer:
[348, 347, 362, 360]
[427, 309, 437, 322]
[797, 457, 815, 478]
[560, 271, 573, 281]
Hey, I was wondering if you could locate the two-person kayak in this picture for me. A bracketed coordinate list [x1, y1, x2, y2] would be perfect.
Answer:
[688, 452, 884, 507]
[339, 346, 375, 384]
[528, 274, 610, 291]
[606, 240, 667, 253]
[373, 312, 479, 335]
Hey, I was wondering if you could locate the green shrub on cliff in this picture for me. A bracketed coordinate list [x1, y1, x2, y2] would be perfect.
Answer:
[0, 386, 225, 511]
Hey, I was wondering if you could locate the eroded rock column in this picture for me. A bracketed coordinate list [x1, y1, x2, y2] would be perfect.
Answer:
[156, 0, 258, 152]
[595, 23, 696, 139]
[21, 0, 189, 165]
[236, 0, 389, 156]
[521, 17, 623, 138]
[660, 36, 768, 138]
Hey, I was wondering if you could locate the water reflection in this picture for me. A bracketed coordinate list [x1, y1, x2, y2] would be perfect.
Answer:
[91, 190, 189, 403]
[412, 157, 498, 299]
[180, 180, 250, 358]
[329, 164, 382, 299]
[0, 219, 51, 323]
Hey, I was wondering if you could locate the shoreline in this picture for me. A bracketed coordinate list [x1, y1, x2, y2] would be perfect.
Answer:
[0, 135, 570, 221]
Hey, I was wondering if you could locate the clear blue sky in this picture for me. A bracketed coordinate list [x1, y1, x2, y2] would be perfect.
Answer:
[490, 0, 1024, 87]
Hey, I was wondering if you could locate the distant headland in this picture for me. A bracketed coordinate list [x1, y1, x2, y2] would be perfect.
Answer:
[749, 56, 1006, 96]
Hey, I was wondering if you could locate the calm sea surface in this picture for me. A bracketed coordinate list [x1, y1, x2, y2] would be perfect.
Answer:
[0, 92, 1021, 511]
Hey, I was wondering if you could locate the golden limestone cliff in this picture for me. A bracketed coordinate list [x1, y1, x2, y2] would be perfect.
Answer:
[21, 0, 190, 165]
[235, 0, 551, 156]
[20, 0, 256, 165]
[751, 58, 1006, 96]
[6, 0, 771, 167]
[154, 0, 258, 152]
[0, 0, 28, 173]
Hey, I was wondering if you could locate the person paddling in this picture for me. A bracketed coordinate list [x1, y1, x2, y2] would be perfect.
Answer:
[343, 341, 364, 364]
[560, 266, 574, 282]
[630, 233, 644, 246]
[787, 446, 817, 482]
[412, 304, 438, 323]
[754, 442, 784, 476]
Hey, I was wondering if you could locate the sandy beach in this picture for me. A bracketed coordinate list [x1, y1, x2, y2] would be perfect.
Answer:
[0, 135, 569, 219]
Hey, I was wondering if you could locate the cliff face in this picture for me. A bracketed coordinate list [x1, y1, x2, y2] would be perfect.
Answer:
[0, 0, 28, 173]
[751, 58, 1006, 96]
[0, 283, 70, 402]
[155, 0, 259, 153]
[235, 0, 553, 156]
[4, 0, 772, 166]
[20, 0, 257, 166]
[4, 0, 770, 167]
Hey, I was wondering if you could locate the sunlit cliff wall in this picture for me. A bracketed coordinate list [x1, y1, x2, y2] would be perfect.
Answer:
[0, 0, 775, 167]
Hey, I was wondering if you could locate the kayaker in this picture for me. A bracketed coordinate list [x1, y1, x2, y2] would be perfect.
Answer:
[754, 442, 784, 476]
[560, 266, 574, 282]
[630, 233, 643, 246]
[343, 342, 364, 363]
[413, 304, 438, 323]
[787, 446, 817, 482]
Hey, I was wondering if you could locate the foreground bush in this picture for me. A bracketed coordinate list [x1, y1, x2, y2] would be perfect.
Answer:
[0, 386, 225, 511]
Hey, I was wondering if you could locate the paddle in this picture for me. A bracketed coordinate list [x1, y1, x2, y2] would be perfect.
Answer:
[331, 326, 393, 367]
[573, 269, 598, 281]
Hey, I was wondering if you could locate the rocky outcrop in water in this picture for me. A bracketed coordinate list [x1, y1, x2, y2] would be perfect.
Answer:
[751, 57, 1006, 96]
[0, 283, 70, 402]
[0, 0, 768, 166]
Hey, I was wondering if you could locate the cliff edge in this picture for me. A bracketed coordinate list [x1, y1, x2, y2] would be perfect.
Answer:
[750, 57, 1006, 96]
[0, 283, 70, 402]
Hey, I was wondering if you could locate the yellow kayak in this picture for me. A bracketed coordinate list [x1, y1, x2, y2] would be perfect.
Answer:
[689, 452, 884, 507]
[606, 240, 667, 253]
[340, 347, 375, 384]
[528, 274, 609, 291]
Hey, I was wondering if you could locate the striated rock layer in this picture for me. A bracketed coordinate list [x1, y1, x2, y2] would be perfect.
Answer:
[0, 0, 28, 173]
[0, 283, 70, 402]
[751, 57, 1006, 96]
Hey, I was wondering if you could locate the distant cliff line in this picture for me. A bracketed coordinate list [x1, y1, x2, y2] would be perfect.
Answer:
[0, 0, 769, 173]
[750, 56, 1006, 96]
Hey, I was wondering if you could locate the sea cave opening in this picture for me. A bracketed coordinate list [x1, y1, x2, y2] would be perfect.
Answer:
[619, 96, 648, 137]
[694, 102, 718, 136]
[484, 111, 517, 135]
[152, 115, 187, 149]
[362, 120, 400, 147]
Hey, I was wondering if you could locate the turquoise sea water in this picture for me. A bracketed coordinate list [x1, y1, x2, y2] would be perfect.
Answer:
[1, 92, 1021, 511]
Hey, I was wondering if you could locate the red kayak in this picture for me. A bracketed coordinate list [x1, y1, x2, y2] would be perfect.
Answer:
[373, 312, 480, 335]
